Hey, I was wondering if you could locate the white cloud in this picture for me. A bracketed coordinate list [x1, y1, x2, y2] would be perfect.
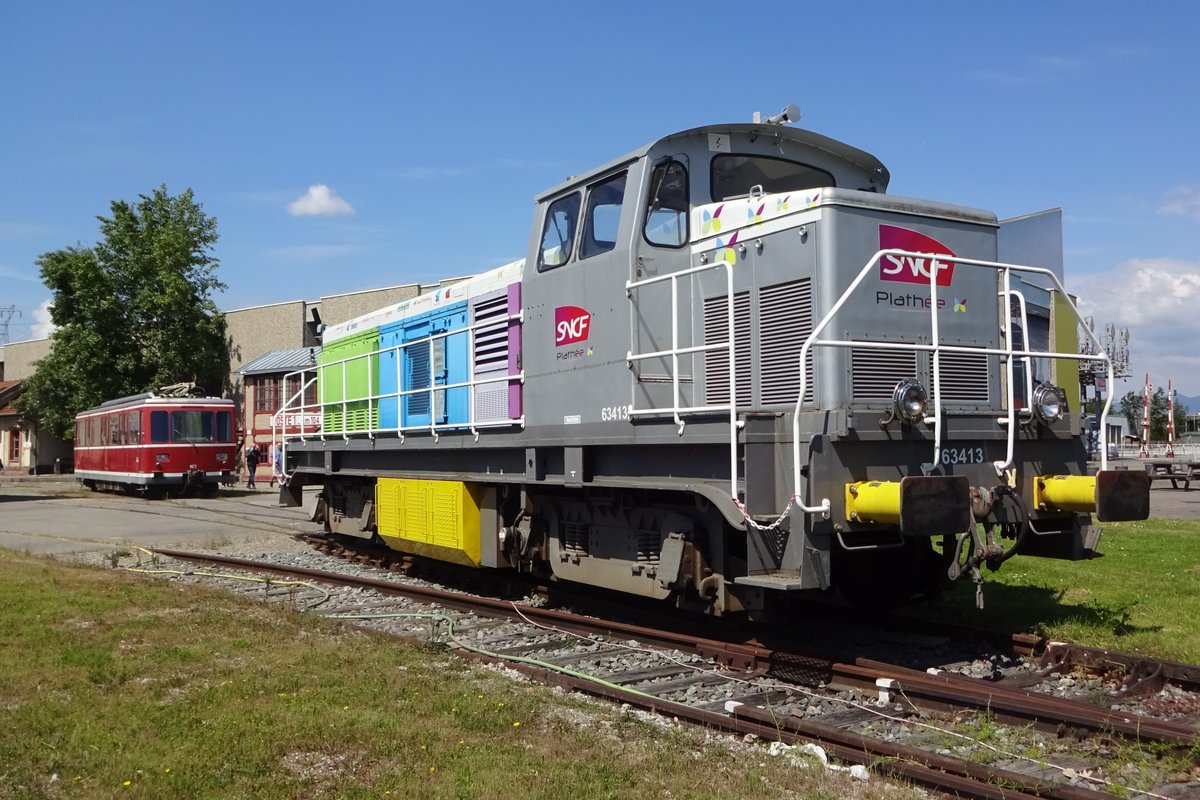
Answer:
[1076, 258, 1200, 393]
[31, 298, 56, 338]
[287, 185, 355, 217]
[1160, 186, 1200, 221]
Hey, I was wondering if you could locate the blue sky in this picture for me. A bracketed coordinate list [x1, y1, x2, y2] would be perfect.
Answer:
[2, 2, 1198, 396]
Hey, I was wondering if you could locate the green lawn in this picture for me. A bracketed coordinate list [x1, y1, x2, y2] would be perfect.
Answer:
[0, 551, 920, 800]
[912, 518, 1200, 663]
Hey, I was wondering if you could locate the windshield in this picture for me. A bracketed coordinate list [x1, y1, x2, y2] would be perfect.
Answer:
[169, 410, 233, 443]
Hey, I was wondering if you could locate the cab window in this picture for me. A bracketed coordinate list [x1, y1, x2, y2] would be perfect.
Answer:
[643, 160, 688, 248]
[580, 171, 627, 259]
[538, 192, 581, 271]
[710, 154, 834, 201]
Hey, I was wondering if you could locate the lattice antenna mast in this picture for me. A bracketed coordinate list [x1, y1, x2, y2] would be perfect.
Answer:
[0, 305, 20, 344]
[1139, 373, 1151, 458]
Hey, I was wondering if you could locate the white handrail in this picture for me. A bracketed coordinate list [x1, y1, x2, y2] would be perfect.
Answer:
[276, 308, 524, 443]
[792, 249, 1113, 517]
[626, 259, 739, 499]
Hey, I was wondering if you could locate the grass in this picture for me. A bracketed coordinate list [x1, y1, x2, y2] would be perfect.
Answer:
[0, 550, 922, 800]
[910, 518, 1200, 662]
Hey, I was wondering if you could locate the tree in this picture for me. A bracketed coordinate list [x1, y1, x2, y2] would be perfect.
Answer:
[1119, 388, 1189, 442]
[15, 186, 228, 439]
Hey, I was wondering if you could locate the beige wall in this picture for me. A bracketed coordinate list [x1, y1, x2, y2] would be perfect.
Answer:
[2, 338, 52, 380]
[318, 284, 422, 327]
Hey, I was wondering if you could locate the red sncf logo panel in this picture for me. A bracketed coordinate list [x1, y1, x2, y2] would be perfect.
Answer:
[554, 306, 591, 346]
[878, 224, 957, 287]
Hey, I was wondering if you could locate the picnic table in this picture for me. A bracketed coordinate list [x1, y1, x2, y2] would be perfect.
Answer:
[1144, 460, 1200, 490]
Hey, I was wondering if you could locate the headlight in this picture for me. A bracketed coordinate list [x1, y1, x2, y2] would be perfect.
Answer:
[892, 379, 928, 424]
[1032, 383, 1065, 423]
[216, 453, 228, 462]
[156, 453, 169, 463]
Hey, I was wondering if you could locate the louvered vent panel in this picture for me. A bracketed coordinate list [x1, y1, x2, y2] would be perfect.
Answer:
[936, 350, 991, 403]
[473, 294, 512, 423]
[704, 291, 751, 407]
[759, 279, 814, 405]
[851, 348, 919, 402]
[406, 342, 431, 416]
[473, 295, 509, 372]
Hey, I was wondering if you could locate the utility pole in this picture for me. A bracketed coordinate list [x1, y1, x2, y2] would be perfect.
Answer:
[0, 305, 19, 344]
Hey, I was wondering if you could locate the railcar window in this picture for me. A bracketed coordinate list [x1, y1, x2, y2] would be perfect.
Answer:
[710, 154, 834, 201]
[580, 171, 627, 260]
[108, 415, 119, 447]
[150, 410, 169, 443]
[171, 410, 218, 443]
[643, 160, 688, 248]
[537, 192, 581, 271]
[129, 411, 142, 444]
[215, 411, 233, 442]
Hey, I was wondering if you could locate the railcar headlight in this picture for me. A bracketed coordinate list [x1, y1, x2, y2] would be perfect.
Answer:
[892, 379, 928, 424]
[156, 453, 169, 463]
[216, 453, 228, 462]
[1032, 383, 1065, 423]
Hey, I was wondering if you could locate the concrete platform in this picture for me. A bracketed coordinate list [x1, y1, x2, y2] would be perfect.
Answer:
[0, 475, 322, 558]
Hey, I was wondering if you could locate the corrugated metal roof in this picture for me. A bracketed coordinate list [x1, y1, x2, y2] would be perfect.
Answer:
[238, 347, 321, 376]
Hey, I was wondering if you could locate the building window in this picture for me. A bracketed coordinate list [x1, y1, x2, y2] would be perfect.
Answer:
[8, 427, 19, 464]
[285, 373, 318, 408]
[255, 376, 281, 412]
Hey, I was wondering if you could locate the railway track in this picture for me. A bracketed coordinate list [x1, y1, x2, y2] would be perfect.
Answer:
[132, 541, 1199, 800]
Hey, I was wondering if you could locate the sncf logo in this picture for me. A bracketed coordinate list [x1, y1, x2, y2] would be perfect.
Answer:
[878, 225, 957, 287]
[554, 306, 592, 346]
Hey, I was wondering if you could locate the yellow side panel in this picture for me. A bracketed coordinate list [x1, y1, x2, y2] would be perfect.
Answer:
[1050, 290, 1081, 412]
[376, 478, 481, 566]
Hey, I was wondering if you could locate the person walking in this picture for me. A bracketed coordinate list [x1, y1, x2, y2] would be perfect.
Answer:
[245, 444, 261, 489]
[269, 444, 284, 488]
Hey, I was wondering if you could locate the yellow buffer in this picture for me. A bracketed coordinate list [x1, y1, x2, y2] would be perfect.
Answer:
[845, 481, 902, 525]
[1034, 474, 1096, 513]
[376, 478, 482, 566]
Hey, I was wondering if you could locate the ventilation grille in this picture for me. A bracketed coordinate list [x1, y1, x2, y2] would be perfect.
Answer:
[406, 342, 431, 416]
[704, 291, 751, 407]
[561, 522, 589, 556]
[851, 347, 919, 402]
[936, 349, 991, 404]
[759, 279, 813, 405]
[473, 295, 509, 372]
[473, 293, 514, 423]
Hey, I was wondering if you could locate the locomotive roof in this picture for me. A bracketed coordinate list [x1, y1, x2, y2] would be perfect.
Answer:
[535, 123, 890, 201]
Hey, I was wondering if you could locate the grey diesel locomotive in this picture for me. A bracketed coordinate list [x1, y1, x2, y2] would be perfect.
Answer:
[278, 112, 1148, 613]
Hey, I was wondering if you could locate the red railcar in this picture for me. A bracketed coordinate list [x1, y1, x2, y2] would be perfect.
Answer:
[74, 393, 237, 496]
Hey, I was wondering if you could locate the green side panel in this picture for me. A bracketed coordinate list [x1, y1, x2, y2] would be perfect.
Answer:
[1050, 291, 1080, 414]
[317, 330, 380, 432]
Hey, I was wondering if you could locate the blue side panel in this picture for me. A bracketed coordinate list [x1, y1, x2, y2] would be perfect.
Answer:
[436, 304, 470, 426]
[379, 302, 469, 430]
[378, 317, 408, 430]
